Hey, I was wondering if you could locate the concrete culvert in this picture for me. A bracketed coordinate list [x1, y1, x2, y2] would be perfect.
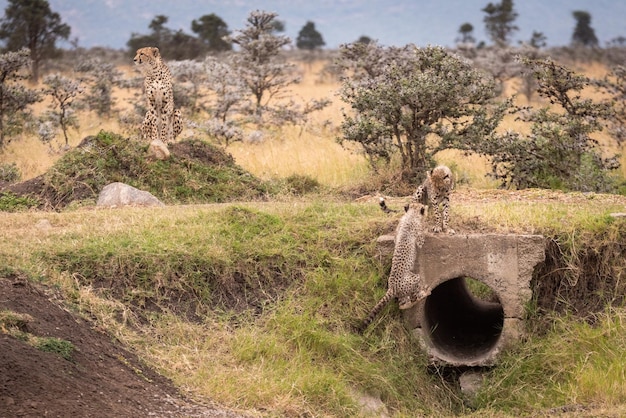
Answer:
[377, 233, 546, 366]
[422, 277, 504, 364]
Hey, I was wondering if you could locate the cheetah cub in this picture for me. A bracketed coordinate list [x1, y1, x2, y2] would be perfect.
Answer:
[362, 201, 430, 330]
[412, 165, 455, 234]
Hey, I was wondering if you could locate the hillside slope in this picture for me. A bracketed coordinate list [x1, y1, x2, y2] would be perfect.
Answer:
[0, 274, 245, 417]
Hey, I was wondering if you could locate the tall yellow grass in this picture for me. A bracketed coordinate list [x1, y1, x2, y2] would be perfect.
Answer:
[1, 59, 625, 186]
[226, 60, 372, 187]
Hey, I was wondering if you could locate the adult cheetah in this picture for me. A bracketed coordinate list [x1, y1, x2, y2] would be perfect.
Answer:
[133, 47, 182, 143]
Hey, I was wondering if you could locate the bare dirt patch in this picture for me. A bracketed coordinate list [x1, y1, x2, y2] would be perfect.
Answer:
[0, 274, 245, 418]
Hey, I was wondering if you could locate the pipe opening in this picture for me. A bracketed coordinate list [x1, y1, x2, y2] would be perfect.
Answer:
[422, 277, 504, 362]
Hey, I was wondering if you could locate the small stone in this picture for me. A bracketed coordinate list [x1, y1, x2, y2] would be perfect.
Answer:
[147, 139, 170, 160]
[35, 219, 53, 231]
[459, 370, 484, 399]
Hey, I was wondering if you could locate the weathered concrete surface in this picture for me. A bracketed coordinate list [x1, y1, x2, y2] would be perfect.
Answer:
[377, 233, 545, 367]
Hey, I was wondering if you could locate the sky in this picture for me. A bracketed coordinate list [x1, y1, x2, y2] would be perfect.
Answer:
[0, 0, 624, 50]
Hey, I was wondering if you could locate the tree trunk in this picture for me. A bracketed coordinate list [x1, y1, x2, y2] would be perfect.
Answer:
[30, 59, 40, 84]
[0, 89, 4, 147]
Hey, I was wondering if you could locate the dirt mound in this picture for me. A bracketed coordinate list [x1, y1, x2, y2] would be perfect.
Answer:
[169, 140, 235, 166]
[0, 274, 245, 418]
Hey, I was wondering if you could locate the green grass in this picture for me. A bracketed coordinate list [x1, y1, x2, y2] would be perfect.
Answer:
[0, 191, 625, 416]
[1, 309, 75, 361]
[35, 337, 75, 361]
[0, 191, 40, 212]
[32, 131, 272, 209]
[474, 308, 626, 414]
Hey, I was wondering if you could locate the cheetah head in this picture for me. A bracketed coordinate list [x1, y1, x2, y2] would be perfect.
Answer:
[404, 201, 426, 216]
[430, 165, 454, 192]
[133, 47, 161, 66]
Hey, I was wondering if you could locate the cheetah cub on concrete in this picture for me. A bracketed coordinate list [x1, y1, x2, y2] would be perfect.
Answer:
[412, 165, 455, 234]
[362, 201, 430, 330]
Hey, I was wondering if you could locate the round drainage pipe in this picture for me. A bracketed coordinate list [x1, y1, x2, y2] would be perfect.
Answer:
[420, 277, 504, 365]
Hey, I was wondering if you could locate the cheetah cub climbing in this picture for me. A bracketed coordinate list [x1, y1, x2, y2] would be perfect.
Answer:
[362, 201, 430, 330]
[412, 165, 455, 234]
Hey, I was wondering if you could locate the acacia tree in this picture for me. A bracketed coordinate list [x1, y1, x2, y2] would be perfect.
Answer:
[74, 57, 121, 117]
[191, 13, 232, 52]
[0, 48, 41, 146]
[478, 57, 620, 192]
[127, 15, 204, 60]
[571, 10, 598, 48]
[202, 56, 247, 122]
[456, 23, 476, 44]
[529, 31, 547, 48]
[168, 59, 209, 114]
[482, 0, 518, 46]
[42, 73, 82, 146]
[338, 43, 507, 180]
[296, 21, 325, 50]
[517, 34, 547, 103]
[225, 10, 299, 117]
[0, 0, 70, 82]
[595, 65, 625, 144]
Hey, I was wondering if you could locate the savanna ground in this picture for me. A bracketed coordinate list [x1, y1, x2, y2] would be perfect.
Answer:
[1, 56, 626, 417]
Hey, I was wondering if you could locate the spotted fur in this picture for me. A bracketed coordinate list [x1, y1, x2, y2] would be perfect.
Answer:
[134, 47, 182, 143]
[379, 197, 399, 214]
[413, 165, 455, 234]
[363, 201, 430, 330]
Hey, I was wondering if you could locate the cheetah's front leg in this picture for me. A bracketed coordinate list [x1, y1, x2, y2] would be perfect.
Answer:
[141, 109, 158, 142]
[431, 197, 444, 233]
[441, 196, 455, 235]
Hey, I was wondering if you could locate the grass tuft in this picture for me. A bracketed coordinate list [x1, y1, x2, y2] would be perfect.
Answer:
[475, 308, 626, 414]
[0, 191, 40, 212]
[35, 337, 75, 361]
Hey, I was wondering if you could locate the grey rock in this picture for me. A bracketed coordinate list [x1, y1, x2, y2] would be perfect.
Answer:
[97, 182, 164, 208]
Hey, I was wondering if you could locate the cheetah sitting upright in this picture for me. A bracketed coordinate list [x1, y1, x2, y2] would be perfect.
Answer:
[133, 47, 182, 144]
[362, 201, 430, 330]
[412, 165, 455, 234]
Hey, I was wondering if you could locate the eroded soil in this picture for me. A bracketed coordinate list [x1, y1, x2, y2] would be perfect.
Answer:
[0, 274, 245, 418]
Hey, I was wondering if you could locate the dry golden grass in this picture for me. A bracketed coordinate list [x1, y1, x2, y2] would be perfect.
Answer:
[0, 80, 131, 179]
[226, 60, 372, 187]
[228, 127, 370, 187]
[2, 59, 625, 185]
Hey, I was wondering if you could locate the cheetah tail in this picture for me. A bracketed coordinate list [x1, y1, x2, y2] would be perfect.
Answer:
[379, 197, 399, 214]
[360, 290, 394, 332]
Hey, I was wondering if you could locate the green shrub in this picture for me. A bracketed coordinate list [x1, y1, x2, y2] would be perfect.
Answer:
[0, 162, 21, 183]
[284, 174, 321, 195]
[0, 191, 39, 212]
